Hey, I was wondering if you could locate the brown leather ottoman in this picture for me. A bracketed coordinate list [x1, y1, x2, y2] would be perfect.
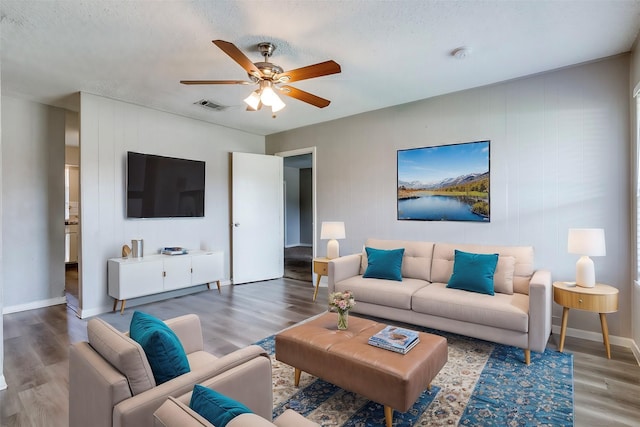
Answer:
[275, 312, 448, 427]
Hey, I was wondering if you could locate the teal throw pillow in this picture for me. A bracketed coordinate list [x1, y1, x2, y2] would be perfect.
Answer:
[446, 250, 499, 296]
[189, 384, 252, 427]
[129, 311, 190, 384]
[363, 247, 404, 281]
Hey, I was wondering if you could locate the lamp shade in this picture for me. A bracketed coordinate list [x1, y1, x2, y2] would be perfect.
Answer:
[243, 91, 261, 110]
[321, 221, 345, 259]
[568, 228, 606, 256]
[321, 222, 345, 240]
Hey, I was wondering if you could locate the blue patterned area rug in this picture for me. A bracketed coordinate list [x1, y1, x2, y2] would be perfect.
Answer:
[255, 327, 573, 426]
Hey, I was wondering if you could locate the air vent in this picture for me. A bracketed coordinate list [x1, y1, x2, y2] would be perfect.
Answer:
[194, 99, 228, 111]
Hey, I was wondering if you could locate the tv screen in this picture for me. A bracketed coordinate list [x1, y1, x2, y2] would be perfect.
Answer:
[126, 151, 205, 218]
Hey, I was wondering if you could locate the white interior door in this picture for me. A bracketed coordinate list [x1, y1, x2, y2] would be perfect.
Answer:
[232, 152, 284, 284]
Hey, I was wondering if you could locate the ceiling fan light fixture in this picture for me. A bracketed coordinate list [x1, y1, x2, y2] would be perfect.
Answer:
[244, 90, 261, 110]
[260, 82, 282, 107]
[271, 96, 286, 113]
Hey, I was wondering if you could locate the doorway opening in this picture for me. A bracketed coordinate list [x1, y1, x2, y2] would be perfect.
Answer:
[278, 148, 316, 284]
[64, 164, 79, 312]
[64, 110, 80, 315]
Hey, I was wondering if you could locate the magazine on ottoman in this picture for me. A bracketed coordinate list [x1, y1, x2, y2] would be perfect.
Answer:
[368, 325, 420, 354]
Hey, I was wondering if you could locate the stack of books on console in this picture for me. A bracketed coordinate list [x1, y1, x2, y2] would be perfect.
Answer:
[368, 326, 420, 354]
[161, 247, 188, 255]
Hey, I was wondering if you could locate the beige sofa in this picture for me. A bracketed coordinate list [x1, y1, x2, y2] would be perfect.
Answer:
[328, 239, 552, 364]
[69, 314, 274, 427]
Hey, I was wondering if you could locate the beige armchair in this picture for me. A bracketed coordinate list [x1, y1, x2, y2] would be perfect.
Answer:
[69, 314, 273, 427]
[153, 396, 320, 427]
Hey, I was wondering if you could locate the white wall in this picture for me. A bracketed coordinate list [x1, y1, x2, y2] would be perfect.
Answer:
[284, 166, 301, 246]
[267, 55, 632, 339]
[2, 96, 66, 311]
[79, 93, 264, 316]
[0, 60, 6, 390]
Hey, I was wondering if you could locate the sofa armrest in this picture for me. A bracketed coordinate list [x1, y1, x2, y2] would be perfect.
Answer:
[69, 342, 133, 427]
[165, 314, 203, 354]
[153, 397, 214, 427]
[273, 409, 321, 427]
[114, 345, 271, 427]
[528, 269, 553, 352]
[328, 254, 362, 293]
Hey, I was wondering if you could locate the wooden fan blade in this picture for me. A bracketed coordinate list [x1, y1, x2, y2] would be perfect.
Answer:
[279, 86, 331, 108]
[276, 60, 341, 83]
[212, 40, 262, 78]
[180, 80, 251, 85]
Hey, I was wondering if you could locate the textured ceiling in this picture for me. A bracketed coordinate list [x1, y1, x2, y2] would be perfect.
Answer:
[2, 1, 640, 136]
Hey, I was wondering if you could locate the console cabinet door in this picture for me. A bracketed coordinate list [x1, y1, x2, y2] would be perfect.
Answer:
[108, 259, 164, 299]
[191, 251, 223, 285]
[162, 256, 193, 291]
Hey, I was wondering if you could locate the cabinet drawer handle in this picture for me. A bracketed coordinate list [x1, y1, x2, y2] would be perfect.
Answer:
[578, 298, 583, 304]
[163, 271, 166, 277]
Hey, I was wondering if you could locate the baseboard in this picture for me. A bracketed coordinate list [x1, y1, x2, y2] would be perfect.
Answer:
[0, 374, 7, 390]
[2, 296, 67, 314]
[78, 304, 115, 319]
[551, 324, 639, 364]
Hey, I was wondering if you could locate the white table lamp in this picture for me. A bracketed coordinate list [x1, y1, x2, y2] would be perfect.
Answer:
[321, 221, 345, 259]
[568, 228, 606, 288]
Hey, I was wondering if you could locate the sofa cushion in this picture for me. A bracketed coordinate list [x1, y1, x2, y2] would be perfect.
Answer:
[431, 243, 534, 294]
[87, 317, 156, 395]
[447, 250, 499, 295]
[363, 247, 404, 281]
[190, 385, 252, 427]
[361, 239, 435, 281]
[334, 276, 429, 309]
[494, 256, 515, 295]
[130, 311, 191, 385]
[412, 282, 529, 333]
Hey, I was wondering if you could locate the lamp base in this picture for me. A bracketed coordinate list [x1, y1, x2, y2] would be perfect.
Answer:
[576, 255, 596, 288]
[327, 239, 340, 259]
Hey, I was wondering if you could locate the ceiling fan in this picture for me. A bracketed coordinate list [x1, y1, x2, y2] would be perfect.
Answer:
[180, 40, 341, 116]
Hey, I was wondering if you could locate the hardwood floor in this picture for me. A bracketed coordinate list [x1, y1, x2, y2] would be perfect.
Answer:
[1, 278, 639, 426]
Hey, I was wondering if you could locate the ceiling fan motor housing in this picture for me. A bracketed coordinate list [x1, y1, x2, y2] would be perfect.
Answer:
[251, 62, 284, 81]
[258, 42, 276, 58]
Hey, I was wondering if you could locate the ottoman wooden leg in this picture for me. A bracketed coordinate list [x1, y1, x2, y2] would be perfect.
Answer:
[294, 368, 301, 387]
[384, 406, 393, 427]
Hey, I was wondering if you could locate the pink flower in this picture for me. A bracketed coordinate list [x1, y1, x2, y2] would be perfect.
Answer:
[329, 290, 356, 313]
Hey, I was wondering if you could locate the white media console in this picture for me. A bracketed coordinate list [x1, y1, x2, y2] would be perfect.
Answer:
[108, 250, 223, 313]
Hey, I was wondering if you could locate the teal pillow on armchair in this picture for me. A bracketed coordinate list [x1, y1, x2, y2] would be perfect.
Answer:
[189, 384, 252, 427]
[446, 250, 499, 295]
[363, 247, 404, 281]
[129, 311, 191, 384]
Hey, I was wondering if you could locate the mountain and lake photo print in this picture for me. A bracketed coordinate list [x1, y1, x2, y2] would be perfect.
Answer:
[397, 140, 490, 222]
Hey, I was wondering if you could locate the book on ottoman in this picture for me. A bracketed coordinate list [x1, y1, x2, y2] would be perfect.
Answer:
[368, 325, 420, 354]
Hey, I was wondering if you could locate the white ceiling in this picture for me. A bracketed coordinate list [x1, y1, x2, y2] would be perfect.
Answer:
[2, 1, 640, 136]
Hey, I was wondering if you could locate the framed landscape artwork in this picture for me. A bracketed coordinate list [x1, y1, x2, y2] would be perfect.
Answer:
[397, 140, 490, 222]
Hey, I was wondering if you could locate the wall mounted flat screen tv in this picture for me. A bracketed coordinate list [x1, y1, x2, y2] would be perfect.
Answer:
[127, 151, 205, 218]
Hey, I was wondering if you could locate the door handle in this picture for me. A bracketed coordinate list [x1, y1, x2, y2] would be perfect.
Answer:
[233, 223, 240, 227]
